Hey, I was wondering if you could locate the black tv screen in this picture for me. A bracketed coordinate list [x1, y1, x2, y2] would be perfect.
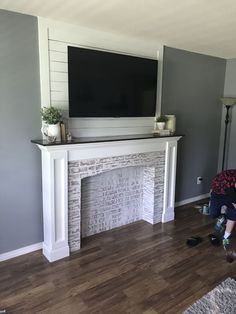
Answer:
[68, 46, 157, 118]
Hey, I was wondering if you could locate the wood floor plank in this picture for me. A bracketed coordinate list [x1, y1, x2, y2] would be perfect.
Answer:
[1, 201, 236, 313]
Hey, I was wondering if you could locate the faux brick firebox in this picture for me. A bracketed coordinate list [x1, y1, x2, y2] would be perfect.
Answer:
[68, 151, 165, 251]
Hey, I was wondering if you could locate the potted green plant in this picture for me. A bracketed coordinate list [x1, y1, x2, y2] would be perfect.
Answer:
[40, 106, 62, 142]
[155, 115, 168, 130]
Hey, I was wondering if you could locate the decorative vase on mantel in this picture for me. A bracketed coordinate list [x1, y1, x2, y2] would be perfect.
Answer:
[165, 115, 176, 134]
[42, 122, 61, 142]
[40, 106, 63, 142]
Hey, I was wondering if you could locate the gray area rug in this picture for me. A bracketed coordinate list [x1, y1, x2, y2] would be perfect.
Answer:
[183, 278, 236, 314]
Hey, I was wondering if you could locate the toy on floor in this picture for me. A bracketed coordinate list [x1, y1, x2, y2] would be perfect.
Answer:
[186, 236, 202, 247]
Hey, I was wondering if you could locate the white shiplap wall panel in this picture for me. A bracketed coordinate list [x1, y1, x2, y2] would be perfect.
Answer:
[41, 18, 162, 137]
[51, 90, 68, 101]
[49, 40, 68, 53]
[48, 39, 156, 136]
[69, 117, 154, 128]
[50, 50, 67, 63]
[48, 22, 160, 60]
[50, 61, 68, 73]
[68, 126, 153, 137]
[51, 72, 68, 82]
[51, 81, 68, 92]
[51, 99, 68, 106]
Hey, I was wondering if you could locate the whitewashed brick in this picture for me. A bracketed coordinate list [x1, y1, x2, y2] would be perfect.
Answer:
[68, 150, 165, 251]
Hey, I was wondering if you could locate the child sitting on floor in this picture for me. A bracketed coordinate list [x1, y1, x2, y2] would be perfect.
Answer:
[209, 169, 236, 249]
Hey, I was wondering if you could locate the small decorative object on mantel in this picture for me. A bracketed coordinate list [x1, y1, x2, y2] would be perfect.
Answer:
[165, 115, 176, 134]
[60, 121, 66, 141]
[40, 106, 63, 142]
[66, 132, 72, 141]
[153, 115, 170, 136]
[155, 115, 168, 130]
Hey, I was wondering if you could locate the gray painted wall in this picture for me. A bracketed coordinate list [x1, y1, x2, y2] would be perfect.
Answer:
[0, 10, 42, 254]
[220, 59, 236, 169]
[0, 11, 230, 254]
[162, 47, 226, 202]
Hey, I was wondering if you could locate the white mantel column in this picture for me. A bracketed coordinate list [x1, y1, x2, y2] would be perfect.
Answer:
[40, 147, 70, 262]
[162, 140, 178, 222]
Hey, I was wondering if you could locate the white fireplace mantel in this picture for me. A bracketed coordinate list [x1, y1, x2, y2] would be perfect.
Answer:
[34, 135, 182, 262]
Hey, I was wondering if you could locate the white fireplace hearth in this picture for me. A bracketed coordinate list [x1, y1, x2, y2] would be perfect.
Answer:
[34, 135, 181, 262]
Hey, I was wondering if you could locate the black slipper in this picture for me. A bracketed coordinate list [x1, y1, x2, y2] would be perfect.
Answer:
[186, 236, 202, 247]
[208, 233, 221, 247]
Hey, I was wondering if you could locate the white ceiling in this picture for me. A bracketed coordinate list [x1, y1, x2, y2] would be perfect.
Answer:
[1, 0, 236, 58]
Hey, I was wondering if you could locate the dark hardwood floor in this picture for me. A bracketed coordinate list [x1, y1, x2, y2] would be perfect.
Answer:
[1, 201, 236, 314]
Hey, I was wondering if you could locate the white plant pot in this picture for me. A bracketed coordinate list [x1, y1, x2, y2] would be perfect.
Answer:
[41, 122, 61, 142]
[156, 122, 165, 130]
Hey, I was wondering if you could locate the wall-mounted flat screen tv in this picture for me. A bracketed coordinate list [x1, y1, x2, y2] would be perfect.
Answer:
[68, 46, 158, 118]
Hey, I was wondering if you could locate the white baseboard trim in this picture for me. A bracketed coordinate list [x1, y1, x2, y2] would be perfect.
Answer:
[175, 193, 210, 208]
[0, 242, 42, 262]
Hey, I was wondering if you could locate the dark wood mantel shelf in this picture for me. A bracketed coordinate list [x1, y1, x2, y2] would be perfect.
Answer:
[31, 133, 183, 146]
